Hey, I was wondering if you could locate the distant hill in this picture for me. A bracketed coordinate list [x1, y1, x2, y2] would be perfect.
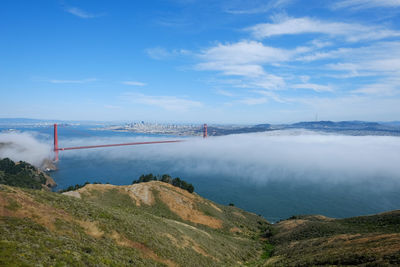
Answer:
[381, 121, 400, 127]
[2, 117, 400, 136]
[207, 124, 271, 136]
[207, 120, 400, 136]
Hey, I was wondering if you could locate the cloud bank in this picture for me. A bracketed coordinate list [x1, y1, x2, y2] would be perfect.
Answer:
[58, 131, 400, 186]
[0, 132, 52, 167]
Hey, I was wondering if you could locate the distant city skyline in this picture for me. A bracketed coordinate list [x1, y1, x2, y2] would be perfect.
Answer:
[1, 0, 400, 123]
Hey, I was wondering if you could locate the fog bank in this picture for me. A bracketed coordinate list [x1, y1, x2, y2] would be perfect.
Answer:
[0, 132, 52, 167]
[59, 130, 400, 186]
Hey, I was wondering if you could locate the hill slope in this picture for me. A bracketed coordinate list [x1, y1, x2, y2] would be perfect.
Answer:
[266, 212, 400, 266]
[0, 181, 269, 266]
[0, 158, 56, 190]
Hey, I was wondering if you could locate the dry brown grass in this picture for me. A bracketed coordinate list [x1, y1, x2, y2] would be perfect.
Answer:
[62, 190, 81, 199]
[164, 218, 213, 238]
[0, 187, 74, 231]
[163, 233, 218, 261]
[157, 184, 223, 229]
[78, 220, 104, 238]
[276, 219, 307, 232]
[124, 182, 155, 206]
[233, 211, 245, 219]
[230, 227, 242, 233]
[1, 187, 176, 266]
[79, 182, 224, 229]
[77, 183, 119, 194]
[111, 231, 177, 267]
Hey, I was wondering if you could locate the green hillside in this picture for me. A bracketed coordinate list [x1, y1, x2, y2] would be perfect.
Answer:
[265, 212, 400, 266]
[0, 181, 269, 266]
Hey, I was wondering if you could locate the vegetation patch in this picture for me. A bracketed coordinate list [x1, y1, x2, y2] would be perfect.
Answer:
[132, 173, 195, 193]
[4, 197, 21, 211]
[0, 158, 48, 190]
[261, 242, 275, 259]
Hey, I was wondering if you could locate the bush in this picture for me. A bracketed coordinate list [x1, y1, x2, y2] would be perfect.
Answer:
[58, 181, 90, 193]
[0, 158, 46, 189]
[132, 173, 195, 193]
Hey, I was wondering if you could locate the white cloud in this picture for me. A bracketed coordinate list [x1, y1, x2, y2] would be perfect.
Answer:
[121, 81, 147, 86]
[224, 0, 294, 14]
[247, 15, 400, 42]
[65, 7, 98, 19]
[250, 74, 286, 90]
[252, 90, 288, 103]
[145, 47, 189, 60]
[196, 41, 343, 92]
[196, 41, 295, 89]
[290, 95, 400, 121]
[296, 47, 352, 62]
[192, 17, 400, 106]
[197, 62, 266, 77]
[333, 0, 400, 9]
[326, 42, 400, 76]
[216, 89, 235, 97]
[273, 0, 295, 8]
[292, 83, 333, 92]
[145, 47, 172, 60]
[310, 39, 333, 48]
[49, 78, 97, 84]
[238, 97, 268, 105]
[299, 75, 310, 83]
[352, 77, 400, 96]
[199, 41, 290, 67]
[123, 93, 203, 111]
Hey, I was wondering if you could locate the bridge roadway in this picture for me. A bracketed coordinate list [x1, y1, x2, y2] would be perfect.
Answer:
[53, 123, 206, 161]
[57, 140, 184, 151]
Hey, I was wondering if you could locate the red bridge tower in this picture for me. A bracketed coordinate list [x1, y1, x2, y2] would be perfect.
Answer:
[203, 124, 208, 138]
[54, 123, 59, 162]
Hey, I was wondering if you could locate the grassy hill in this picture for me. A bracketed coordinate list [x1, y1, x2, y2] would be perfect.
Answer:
[265, 212, 400, 266]
[0, 160, 399, 266]
[0, 181, 269, 266]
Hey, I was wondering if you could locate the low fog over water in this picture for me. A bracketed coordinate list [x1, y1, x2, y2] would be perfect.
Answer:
[0, 132, 52, 167]
[57, 130, 400, 185]
[1, 129, 400, 221]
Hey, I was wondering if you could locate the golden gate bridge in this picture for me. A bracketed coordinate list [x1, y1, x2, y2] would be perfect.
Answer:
[53, 123, 208, 161]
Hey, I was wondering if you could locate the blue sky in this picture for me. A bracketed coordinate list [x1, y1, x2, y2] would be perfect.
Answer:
[1, 0, 400, 123]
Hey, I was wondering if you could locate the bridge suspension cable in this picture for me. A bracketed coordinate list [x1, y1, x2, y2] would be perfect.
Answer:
[53, 123, 207, 161]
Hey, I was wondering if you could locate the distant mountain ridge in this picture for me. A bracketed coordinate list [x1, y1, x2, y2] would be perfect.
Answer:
[208, 120, 400, 136]
[283, 120, 400, 135]
[2, 118, 400, 136]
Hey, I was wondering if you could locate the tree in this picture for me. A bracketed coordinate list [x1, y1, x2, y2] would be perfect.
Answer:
[172, 177, 181, 187]
[160, 174, 172, 184]
[180, 180, 189, 191]
[131, 173, 194, 193]
[186, 184, 194, 193]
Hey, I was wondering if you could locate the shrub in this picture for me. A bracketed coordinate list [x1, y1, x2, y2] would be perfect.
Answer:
[132, 173, 195, 193]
